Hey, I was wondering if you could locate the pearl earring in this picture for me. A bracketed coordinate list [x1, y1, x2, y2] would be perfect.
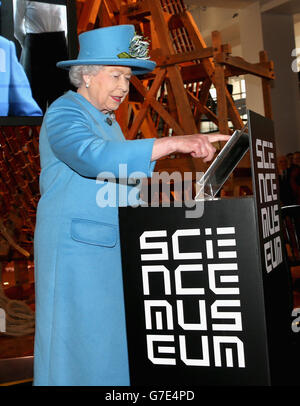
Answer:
[85, 82, 90, 88]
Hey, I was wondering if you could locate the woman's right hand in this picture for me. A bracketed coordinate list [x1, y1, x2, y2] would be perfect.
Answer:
[151, 133, 231, 163]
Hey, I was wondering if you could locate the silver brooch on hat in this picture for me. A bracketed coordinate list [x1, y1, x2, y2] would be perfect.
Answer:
[118, 33, 150, 60]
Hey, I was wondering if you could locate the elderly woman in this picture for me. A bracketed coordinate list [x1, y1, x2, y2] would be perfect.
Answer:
[33, 25, 229, 386]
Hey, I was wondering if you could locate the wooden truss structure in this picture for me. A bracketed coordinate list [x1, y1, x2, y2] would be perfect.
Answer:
[0, 125, 40, 255]
[76, 0, 274, 173]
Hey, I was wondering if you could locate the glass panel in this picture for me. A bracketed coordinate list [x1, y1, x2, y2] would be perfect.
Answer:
[0, 0, 69, 118]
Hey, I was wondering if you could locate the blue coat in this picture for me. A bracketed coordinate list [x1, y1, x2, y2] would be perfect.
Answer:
[0, 36, 42, 116]
[34, 90, 156, 385]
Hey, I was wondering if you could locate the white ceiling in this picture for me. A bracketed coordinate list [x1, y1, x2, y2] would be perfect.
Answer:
[185, 0, 270, 9]
[185, 0, 300, 50]
[185, 0, 300, 14]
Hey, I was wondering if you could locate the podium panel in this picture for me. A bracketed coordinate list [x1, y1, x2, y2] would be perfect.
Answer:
[119, 199, 272, 385]
[119, 110, 294, 385]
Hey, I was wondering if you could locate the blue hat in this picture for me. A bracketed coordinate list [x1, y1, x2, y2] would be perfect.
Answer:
[57, 25, 156, 75]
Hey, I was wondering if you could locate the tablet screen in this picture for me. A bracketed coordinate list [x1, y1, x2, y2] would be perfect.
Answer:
[196, 125, 249, 199]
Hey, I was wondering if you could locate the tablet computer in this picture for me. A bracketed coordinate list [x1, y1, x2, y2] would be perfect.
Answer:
[196, 125, 249, 199]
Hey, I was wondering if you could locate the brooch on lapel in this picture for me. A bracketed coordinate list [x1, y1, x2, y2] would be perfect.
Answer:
[105, 113, 116, 126]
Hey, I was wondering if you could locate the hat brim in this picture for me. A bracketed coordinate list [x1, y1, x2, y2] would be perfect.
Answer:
[57, 58, 156, 75]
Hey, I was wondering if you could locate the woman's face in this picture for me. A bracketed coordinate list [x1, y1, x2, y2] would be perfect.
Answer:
[80, 66, 132, 113]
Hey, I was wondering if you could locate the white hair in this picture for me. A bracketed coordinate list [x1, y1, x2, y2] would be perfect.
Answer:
[69, 65, 104, 88]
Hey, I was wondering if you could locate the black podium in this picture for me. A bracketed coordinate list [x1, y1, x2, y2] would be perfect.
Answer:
[119, 111, 295, 386]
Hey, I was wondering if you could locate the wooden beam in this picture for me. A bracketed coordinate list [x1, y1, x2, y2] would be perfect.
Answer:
[180, 64, 208, 83]
[131, 105, 158, 139]
[98, 0, 119, 26]
[187, 89, 219, 126]
[148, 0, 198, 135]
[166, 66, 198, 134]
[260, 51, 273, 119]
[115, 96, 129, 135]
[202, 106, 220, 126]
[215, 54, 275, 80]
[181, 14, 251, 131]
[154, 45, 231, 67]
[149, 98, 184, 135]
[77, 0, 102, 33]
[128, 69, 167, 139]
[130, 70, 165, 99]
[194, 79, 212, 127]
[128, 76, 185, 136]
[120, 0, 151, 19]
[213, 31, 244, 130]
[198, 78, 212, 108]
[180, 63, 255, 83]
[0, 219, 30, 257]
[180, 11, 215, 79]
[225, 86, 245, 129]
[104, 0, 120, 15]
[165, 78, 179, 123]
[212, 31, 229, 134]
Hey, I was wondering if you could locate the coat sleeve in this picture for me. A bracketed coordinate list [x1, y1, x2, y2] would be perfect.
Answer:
[8, 41, 43, 116]
[44, 102, 156, 179]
